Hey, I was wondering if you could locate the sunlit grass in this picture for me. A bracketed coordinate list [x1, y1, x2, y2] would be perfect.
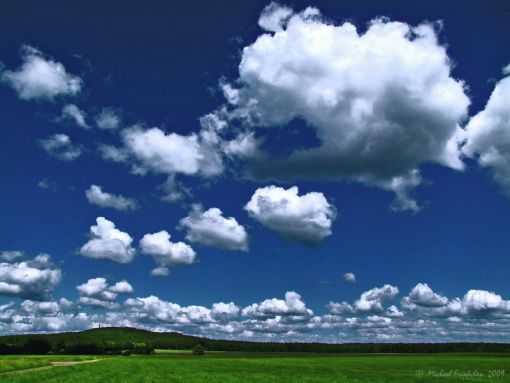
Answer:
[1, 353, 509, 382]
[0, 355, 102, 374]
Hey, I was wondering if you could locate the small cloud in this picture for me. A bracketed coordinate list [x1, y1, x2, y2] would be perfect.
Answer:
[342, 272, 356, 283]
[85, 185, 138, 211]
[38, 178, 57, 192]
[39, 133, 82, 161]
[0, 45, 82, 101]
[59, 104, 89, 129]
[159, 175, 192, 203]
[0, 250, 24, 262]
[98, 144, 129, 163]
[150, 266, 170, 277]
[502, 62, 510, 76]
[258, 2, 293, 32]
[95, 108, 121, 130]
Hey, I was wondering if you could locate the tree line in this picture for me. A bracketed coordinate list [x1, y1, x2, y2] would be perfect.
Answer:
[1, 327, 509, 355]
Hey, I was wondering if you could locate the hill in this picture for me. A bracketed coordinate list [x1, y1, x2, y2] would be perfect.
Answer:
[1, 327, 510, 354]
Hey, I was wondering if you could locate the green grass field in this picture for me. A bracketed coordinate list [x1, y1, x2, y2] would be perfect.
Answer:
[0, 352, 508, 382]
[0, 355, 100, 374]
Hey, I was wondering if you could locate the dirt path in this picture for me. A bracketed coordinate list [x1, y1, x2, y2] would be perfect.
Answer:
[0, 358, 101, 376]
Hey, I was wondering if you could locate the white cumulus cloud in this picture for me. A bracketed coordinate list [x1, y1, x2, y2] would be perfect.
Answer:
[244, 185, 335, 243]
[258, 2, 293, 32]
[462, 71, 510, 194]
[121, 125, 223, 177]
[0, 251, 23, 262]
[77, 277, 133, 308]
[139, 231, 196, 276]
[60, 104, 89, 129]
[404, 283, 448, 308]
[354, 284, 399, 313]
[0, 254, 61, 300]
[179, 205, 249, 251]
[222, 5, 470, 211]
[242, 291, 313, 318]
[211, 302, 240, 321]
[78, 217, 135, 263]
[39, 133, 82, 161]
[95, 108, 121, 130]
[1, 45, 82, 101]
[462, 290, 510, 313]
[342, 272, 357, 283]
[85, 185, 138, 211]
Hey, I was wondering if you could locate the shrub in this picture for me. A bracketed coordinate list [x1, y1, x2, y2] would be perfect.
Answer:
[192, 344, 205, 356]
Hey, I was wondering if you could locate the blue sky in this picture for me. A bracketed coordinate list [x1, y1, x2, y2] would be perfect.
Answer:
[0, 0, 510, 342]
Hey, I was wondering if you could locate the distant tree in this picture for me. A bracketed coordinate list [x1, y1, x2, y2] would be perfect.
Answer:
[67, 343, 102, 355]
[192, 344, 205, 356]
[0, 343, 16, 355]
[23, 339, 51, 354]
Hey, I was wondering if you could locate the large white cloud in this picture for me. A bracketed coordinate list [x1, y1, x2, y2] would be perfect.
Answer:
[139, 231, 196, 276]
[179, 205, 249, 251]
[0, 254, 61, 300]
[211, 302, 240, 321]
[124, 295, 215, 325]
[354, 284, 399, 313]
[124, 295, 181, 322]
[401, 285, 510, 318]
[461, 290, 510, 313]
[222, 4, 470, 211]
[85, 185, 138, 211]
[0, 45, 82, 101]
[404, 283, 448, 308]
[77, 277, 133, 308]
[95, 111, 261, 185]
[21, 298, 73, 315]
[39, 133, 82, 161]
[120, 125, 223, 177]
[242, 291, 313, 318]
[244, 185, 335, 243]
[462, 71, 510, 194]
[78, 217, 135, 263]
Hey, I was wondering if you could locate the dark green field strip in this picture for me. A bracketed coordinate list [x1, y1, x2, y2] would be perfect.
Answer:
[0, 354, 509, 383]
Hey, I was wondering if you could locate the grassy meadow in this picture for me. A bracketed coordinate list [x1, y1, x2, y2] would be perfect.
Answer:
[0, 352, 508, 382]
[0, 355, 100, 374]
